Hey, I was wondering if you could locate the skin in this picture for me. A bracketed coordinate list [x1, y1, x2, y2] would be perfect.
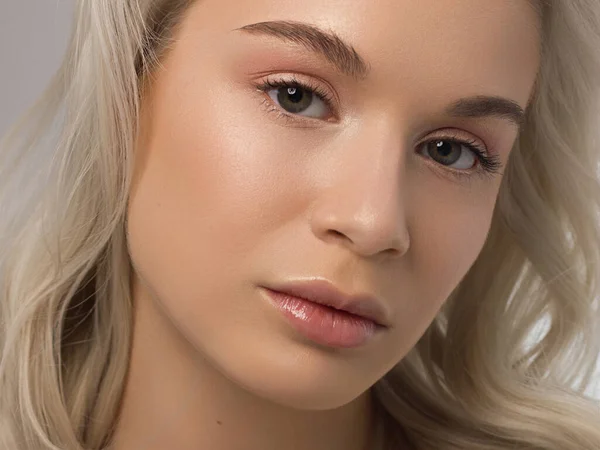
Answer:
[114, 0, 541, 449]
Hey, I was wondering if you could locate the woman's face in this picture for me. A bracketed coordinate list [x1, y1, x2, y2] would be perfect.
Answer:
[126, 0, 540, 409]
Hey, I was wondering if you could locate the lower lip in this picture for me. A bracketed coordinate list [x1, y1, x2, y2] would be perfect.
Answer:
[262, 288, 381, 349]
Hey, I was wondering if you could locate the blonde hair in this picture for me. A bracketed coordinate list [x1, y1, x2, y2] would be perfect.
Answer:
[1, 1, 600, 449]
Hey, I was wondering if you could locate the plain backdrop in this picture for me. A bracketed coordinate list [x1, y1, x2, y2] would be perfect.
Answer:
[0, 1, 599, 399]
[0, 0, 74, 136]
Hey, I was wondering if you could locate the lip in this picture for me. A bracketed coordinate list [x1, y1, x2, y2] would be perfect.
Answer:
[261, 278, 390, 328]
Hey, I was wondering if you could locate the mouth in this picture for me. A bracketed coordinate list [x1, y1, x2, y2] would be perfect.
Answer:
[262, 279, 390, 328]
[259, 279, 390, 349]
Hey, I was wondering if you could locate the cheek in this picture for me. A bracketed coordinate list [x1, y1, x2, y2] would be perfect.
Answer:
[130, 86, 272, 250]
[387, 188, 495, 341]
[411, 193, 494, 316]
[125, 73, 301, 311]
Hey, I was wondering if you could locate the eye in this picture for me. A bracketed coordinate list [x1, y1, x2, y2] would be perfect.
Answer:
[254, 75, 336, 122]
[417, 134, 503, 180]
[253, 77, 503, 181]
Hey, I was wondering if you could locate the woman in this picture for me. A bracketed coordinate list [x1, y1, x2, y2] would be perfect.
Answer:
[1, 0, 600, 449]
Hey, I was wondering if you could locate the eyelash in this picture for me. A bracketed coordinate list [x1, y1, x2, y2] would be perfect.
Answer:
[253, 76, 504, 182]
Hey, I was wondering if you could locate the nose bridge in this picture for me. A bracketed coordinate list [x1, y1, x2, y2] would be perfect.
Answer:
[309, 117, 411, 258]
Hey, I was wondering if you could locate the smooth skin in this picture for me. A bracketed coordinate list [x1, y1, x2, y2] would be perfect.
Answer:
[116, 0, 541, 449]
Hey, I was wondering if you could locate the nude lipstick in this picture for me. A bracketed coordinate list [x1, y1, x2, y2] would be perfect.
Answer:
[260, 279, 389, 349]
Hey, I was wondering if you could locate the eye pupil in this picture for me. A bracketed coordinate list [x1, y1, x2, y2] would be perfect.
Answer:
[278, 86, 313, 112]
[427, 140, 461, 165]
[436, 140, 452, 157]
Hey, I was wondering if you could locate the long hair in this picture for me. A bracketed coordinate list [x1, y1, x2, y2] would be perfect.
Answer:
[1, 1, 600, 449]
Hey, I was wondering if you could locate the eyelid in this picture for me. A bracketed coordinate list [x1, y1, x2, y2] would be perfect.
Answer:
[420, 128, 488, 153]
[255, 72, 340, 115]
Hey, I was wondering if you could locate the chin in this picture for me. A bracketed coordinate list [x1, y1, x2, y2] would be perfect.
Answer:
[195, 325, 378, 411]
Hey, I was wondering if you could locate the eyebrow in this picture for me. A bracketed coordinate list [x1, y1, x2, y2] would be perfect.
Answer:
[232, 20, 526, 129]
[232, 20, 370, 80]
[444, 95, 526, 129]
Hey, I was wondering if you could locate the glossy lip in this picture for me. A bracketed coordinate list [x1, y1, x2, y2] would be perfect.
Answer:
[261, 278, 391, 328]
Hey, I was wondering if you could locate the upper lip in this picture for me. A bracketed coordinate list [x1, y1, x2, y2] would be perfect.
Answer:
[263, 278, 391, 328]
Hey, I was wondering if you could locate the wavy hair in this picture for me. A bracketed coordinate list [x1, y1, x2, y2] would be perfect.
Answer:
[1, 1, 600, 449]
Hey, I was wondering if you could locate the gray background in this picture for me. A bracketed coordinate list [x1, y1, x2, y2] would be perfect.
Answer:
[0, 0, 74, 136]
[0, 1, 599, 398]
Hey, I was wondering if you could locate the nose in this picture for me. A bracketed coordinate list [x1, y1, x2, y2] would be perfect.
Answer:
[309, 120, 411, 259]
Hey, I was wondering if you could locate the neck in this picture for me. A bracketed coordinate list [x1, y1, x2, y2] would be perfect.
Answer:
[108, 276, 379, 450]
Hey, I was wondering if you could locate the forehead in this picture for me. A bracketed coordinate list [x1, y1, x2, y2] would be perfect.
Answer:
[182, 0, 541, 110]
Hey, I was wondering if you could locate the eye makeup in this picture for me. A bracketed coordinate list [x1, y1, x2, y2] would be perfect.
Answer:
[251, 74, 504, 183]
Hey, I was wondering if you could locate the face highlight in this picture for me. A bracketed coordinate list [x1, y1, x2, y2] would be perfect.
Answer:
[126, 0, 540, 410]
